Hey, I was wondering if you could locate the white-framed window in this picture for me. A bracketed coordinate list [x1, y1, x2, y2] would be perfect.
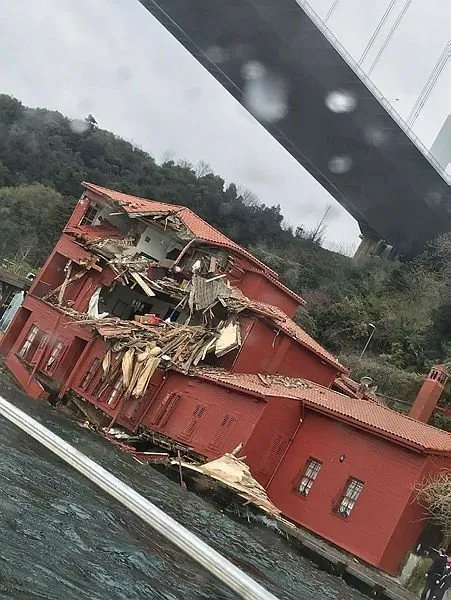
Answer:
[80, 358, 101, 391]
[336, 478, 364, 518]
[80, 205, 98, 226]
[44, 341, 65, 373]
[104, 378, 123, 407]
[298, 458, 322, 496]
[18, 325, 40, 359]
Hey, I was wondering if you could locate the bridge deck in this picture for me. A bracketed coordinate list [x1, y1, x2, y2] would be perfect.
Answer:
[139, 0, 451, 257]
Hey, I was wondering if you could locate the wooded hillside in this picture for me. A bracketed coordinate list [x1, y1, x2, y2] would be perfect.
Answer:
[0, 94, 449, 413]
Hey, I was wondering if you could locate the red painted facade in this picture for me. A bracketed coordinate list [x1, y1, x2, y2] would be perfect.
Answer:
[265, 411, 428, 574]
[2, 295, 92, 400]
[227, 317, 340, 387]
[2, 183, 451, 577]
[233, 269, 300, 318]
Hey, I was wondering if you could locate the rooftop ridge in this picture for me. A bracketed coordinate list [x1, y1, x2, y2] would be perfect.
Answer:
[193, 368, 451, 454]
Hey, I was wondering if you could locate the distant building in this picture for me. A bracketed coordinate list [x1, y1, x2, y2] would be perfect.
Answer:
[0, 268, 32, 321]
[431, 114, 451, 171]
[1, 183, 450, 576]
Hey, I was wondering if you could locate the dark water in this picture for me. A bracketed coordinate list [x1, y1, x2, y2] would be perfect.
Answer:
[0, 379, 366, 600]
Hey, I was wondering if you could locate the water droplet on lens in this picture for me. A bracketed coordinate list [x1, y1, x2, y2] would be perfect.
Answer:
[364, 127, 388, 146]
[243, 73, 288, 123]
[325, 90, 357, 113]
[69, 119, 89, 135]
[242, 61, 266, 80]
[328, 155, 353, 174]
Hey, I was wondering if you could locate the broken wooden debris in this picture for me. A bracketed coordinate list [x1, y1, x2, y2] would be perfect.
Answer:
[129, 271, 156, 297]
[172, 453, 281, 516]
[196, 368, 313, 392]
[58, 260, 73, 305]
[55, 303, 242, 403]
[257, 373, 271, 387]
[102, 428, 169, 463]
[43, 267, 87, 303]
[215, 322, 241, 357]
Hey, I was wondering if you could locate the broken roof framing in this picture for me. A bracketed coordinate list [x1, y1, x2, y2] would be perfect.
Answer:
[48, 184, 329, 386]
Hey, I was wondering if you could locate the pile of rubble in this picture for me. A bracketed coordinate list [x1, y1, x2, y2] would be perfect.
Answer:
[196, 367, 313, 391]
[60, 305, 241, 398]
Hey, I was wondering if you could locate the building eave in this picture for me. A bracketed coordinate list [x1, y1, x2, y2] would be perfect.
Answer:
[303, 402, 450, 456]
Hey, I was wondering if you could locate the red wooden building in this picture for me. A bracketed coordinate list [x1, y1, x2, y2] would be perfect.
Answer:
[1, 183, 450, 576]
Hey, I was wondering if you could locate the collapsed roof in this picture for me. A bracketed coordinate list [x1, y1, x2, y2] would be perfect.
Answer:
[80, 182, 305, 306]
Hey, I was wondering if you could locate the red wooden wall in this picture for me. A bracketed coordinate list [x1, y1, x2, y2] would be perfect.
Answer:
[244, 396, 302, 487]
[235, 270, 299, 318]
[232, 318, 338, 387]
[2, 295, 92, 398]
[277, 341, 337, 387]
[379, 454, 450, 572]
[266, 410, 428, 574]
[138, 373, 265, 459]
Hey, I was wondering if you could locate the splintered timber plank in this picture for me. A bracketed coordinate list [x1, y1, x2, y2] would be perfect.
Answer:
[43, 268, 87, 301]
[130, 272, 156, 297]
[58, 261, 73, 305]
[182, 335, 214, 372]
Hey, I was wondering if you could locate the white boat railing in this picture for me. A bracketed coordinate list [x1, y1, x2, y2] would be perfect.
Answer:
[0, 396, 280, 600]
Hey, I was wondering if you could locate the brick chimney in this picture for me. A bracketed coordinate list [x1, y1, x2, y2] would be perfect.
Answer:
[409, 365, 449, 423]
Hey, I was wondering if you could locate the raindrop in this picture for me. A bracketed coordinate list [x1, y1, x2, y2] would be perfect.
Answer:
[325, 90, 357, 113]
[115, 65, 132, 82]
[243, 65, 288, 123]
[69, 119, 89, 135]
[328, 155, 353, 174]
[205, 46, 229, 64]
[364, 127, 388, 146]
[425, 191, 443, 207]
[242, 61, 266, 80]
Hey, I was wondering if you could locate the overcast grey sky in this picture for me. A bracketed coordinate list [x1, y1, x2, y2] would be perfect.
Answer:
[0, 0, 449, 251]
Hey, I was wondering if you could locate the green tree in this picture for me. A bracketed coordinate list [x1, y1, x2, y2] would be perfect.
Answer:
[0, 183, 71, 265]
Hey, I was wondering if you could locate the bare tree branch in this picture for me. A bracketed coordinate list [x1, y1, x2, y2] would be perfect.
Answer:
[305, 204, 333, 245]
[415, 471, 451, 545]
[237, 185, 261, 207]
[195, 160, 212, 177]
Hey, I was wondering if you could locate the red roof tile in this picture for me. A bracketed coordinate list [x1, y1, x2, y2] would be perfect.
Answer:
[82, 182, 285, 281]
[71, 222, 123, 242]
[241, 298, 346, 373]
[84, 182, 180, 214]
[194, 369, 451, 454]
[333, 375, 382, 404]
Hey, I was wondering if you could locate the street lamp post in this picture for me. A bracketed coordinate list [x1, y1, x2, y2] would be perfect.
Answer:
[360, 323, 376, 359]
